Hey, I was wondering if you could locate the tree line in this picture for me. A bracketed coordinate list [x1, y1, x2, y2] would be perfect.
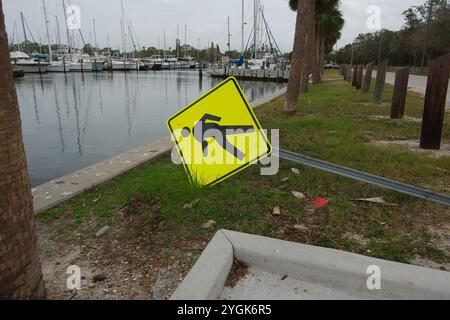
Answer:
[330, 0, 450, 67]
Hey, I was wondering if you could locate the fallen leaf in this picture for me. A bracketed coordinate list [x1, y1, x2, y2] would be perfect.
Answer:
[92, 274, 107, 283]
[272, 206, 281, 216]
[291, 190, 305, 199]
[281, 177, 290, 182]
[183, 203, 192, 210]
[183, 199, 200, 210]
[95, 225, 110, 237]
[202, 220, 216, 229]
[293, 224, 310, 233]
[64, 208, 73, 217]
[352, 197, 398, 206]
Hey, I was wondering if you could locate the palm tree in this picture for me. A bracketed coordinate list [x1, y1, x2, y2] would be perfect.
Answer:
[284, 0, 315, 115]
[316, 5, 344, 75]
[289, 0, 344, 85]
[0, 1, 46, 299]
[300, 0, 316, 92]
[289, 0, 315, 93]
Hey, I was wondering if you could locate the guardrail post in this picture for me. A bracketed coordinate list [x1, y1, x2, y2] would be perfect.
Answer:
[420, 53, 450, 150]
[390, 67, 410, 119]
[374, 59, 388, 104]
[346, 65, 352, 83]
[362, 62, 374, 93]
[351, 65, 357, 87]
[355, 65, 363, 90]
[342, 64, 348, 81]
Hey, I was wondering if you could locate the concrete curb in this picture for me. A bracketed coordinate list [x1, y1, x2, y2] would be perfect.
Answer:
[170, 230, 234, 300]
[32, 137, 173, 214]
[171, 229, 450, 300]
[252, 87, 286, 108]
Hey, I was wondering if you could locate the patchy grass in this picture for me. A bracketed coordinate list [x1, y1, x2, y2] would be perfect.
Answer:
[39, 71, 450, 283]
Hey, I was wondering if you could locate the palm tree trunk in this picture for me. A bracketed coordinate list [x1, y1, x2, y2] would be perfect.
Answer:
[299, 41, 309, 93]
[320, 36, 326, 74]
[311, 19, 321, 84]
[300, 0, 317, 92]
[284, 0, 313, 115]
[0, 1, 46, 299]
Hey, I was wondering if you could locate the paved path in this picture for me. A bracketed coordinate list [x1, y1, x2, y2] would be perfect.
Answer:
[374, 71, 450, 107]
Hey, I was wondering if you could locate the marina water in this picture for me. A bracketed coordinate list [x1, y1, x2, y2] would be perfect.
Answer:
[15, 70, 285, 186]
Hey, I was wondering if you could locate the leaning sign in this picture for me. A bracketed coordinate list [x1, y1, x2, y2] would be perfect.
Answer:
[167, 77, 271, 187]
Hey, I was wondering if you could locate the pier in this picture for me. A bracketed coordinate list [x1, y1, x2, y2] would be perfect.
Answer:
[209, 68, 290, 82]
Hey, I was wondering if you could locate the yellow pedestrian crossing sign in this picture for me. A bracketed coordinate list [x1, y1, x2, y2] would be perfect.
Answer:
[167, 77, 271, 187]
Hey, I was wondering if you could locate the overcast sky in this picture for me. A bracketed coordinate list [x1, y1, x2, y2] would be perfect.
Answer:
[4, 0, 424, 53]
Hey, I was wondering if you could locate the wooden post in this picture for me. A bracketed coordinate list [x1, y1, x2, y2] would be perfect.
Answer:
[362, 62, 374, 93]
[374, 59, 388, 104]
[340, 64, 345, 77]
[420, 53, 450, 150]
[351, 65, 357, 87]
[390, 67, 410, 119]
[346, 65, 352, 82]
[355, 64, 363, 89]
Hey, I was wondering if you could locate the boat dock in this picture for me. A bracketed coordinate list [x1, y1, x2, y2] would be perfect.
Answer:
[209, 68, 290, 82]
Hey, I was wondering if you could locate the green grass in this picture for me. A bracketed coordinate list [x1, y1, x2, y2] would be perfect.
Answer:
[39, 71, 450, 267]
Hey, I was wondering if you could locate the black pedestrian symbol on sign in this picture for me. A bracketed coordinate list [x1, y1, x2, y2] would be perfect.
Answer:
[181, 113, 254, 160]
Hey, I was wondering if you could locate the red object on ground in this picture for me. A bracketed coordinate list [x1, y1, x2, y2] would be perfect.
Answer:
[313, 198, 329, 207]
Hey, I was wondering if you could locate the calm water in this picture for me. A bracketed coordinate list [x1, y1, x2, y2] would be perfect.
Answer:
[15, 71, 285, 186]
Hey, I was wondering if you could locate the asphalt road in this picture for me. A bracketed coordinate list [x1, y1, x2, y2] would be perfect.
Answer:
[373, 71, 450, 107]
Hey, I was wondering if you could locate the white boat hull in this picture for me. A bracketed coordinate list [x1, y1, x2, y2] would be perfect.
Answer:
[48, 64, 71, 72]
[111, 62, 135, 70]
[91, 60, 105, 71]
[71, 62, 93, 72]
[18, 64, 48, 73]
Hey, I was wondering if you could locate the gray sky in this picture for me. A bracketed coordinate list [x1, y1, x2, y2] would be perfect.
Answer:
[4, 0, 424, 53]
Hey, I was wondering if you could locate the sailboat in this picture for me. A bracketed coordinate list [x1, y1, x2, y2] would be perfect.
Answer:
[10, 51, 49, 73]
[70, 53, 105, 72]
[48, 59, 71, 72]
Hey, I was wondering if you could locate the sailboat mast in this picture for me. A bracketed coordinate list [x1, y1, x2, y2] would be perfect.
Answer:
[120, 0, 127, 60]
[93, 18, 98, 55]
[241, 0, 244, 56]
[55, 16, 62, 54]
[163, 29, 166, 59]
[61, 0, 71, 53]
[20, 12, 29, 53]
[227, 16, 231, 54]
[120, 18, 125, 59]
[42, 0, 52, 61]
[184, 25, 187, 57]
[107, 35, 111, 56]
[177, 25, 180, 59]
[253, 0, 257, 60]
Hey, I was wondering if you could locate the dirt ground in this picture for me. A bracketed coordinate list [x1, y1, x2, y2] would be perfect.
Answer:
[36, 216, 209, 300]
[37, 217, 450, 300]
[372, 140, 450, 158]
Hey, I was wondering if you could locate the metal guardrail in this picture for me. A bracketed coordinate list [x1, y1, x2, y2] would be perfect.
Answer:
[276, 148, 450, 207]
